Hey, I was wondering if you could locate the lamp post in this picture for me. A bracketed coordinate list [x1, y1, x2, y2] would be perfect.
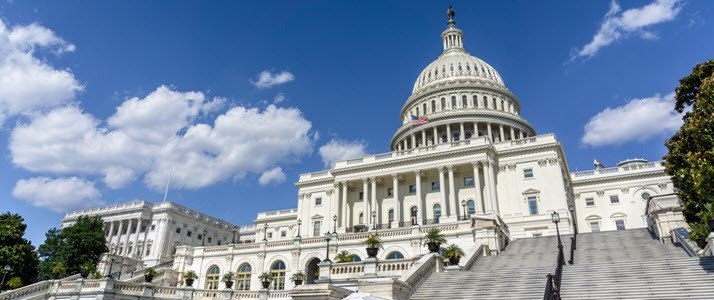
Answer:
[568, 204, 577, 235]
[332, 215, 338, 234]
[323, 232, 333, 263]
[262, 223, 269, 242]
[371, 211, 376, 231]
[1, 265, 12, 291]
[231, 227, 237, 244]
[461, 200, 467, 221]
[551, 211, 565, 265]
[201, 230, 208, 246]
[106, 246, 117, 278]
[296, 219, 302, 238]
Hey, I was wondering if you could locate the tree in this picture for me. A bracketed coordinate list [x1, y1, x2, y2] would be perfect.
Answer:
[38, 216, 107, 279]
[664, 60, 714, 241]
[0, 212, 39, 287]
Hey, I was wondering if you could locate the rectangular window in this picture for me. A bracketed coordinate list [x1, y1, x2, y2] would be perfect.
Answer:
[464, 177, 474, 186]
[431, 182, 440, 191]
[523, 168, 534, 179]
[527, 196, 538, 215]
[197, 234, 203, 240]
[151, 225, 156, 231]
[141, 226, 147, 233]
[187, 231, 192, 237]
[145, 244, 151, 256]
[610, 195, 620, 204]
[615, 220, 626, 230]
[409, 185, 416, 194]
[590, 222, 600, 232]
[281, 231, 286, 237]
[207, 237, 212, 243]
[585, 198, 595, 206]
[267, 232, 273, 239]
[359, 192, 363, 200]
[387, 188, 393, 197]
[176, 228, 181, 234]
[313, 221, 321, 237]
[315, 197, 322, 206]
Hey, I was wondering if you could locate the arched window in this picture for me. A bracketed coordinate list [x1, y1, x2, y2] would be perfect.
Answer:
[466, 64, 471, 72]
[205, 265, 220, 290]
[388, 209, 394, 224]
[451, 96, 456, 108]
[458, 63, 463, 72]
[431, 100, 436, 112]
[467, 200, 476, 215]
[235, 264, 252, 291]
[270, 261, 286, 290]
[440, 98, 446, 110]
[465, 131, 473, 139]
[473, 95, 478, 107]
[359, 213, 364, 224]
[462, 95, 467, 107]
[349, 255, 362, 262]
[433, 204, 441, 223]
[453, 132, 460, 142]
[386, 252, 405, 260]
[483, 96, 488, 108]
[415, 107, 419, 116]
[422, 103, 427, 115]
[450, 64, 454, 72]
[410, 206, 418, 225]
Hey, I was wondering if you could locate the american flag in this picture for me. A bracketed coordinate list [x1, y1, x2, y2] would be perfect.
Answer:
[411, 114, 429, 125]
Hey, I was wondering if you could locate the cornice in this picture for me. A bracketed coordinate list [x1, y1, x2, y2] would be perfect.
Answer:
[402, 83, 520, 117]
[571, 169, 670, 186]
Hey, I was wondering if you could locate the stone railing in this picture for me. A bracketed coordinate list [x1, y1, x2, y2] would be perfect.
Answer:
[376, 258, 416, 277]
[0, 273, 82, 300]
[459, 244, 485, 270]
[572, 161, 664, 178]
[399, 253, 441, 296]
[672, 227, 701, 257]
[330, 262, 364, 276]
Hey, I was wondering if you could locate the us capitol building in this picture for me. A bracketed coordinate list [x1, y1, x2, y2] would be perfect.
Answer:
[10, 7, 705, 300]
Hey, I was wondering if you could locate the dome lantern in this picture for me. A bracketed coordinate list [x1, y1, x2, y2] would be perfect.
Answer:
[442, 6, 464, 53]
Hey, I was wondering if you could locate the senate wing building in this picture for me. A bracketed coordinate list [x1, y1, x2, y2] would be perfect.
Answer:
[13, 7, 711, 300]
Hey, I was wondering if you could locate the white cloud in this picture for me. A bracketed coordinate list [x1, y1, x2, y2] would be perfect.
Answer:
[318, 139, 367, 168]
[250, 70, 295, 89]
[13, 176, 103, 212]
[258, 167, 287, 186]
[581, 92, 683, 147]
[571, 0, 682, 61]
[0, 19, 82, 125]
[273, 93, 286, 104]
[10, 86, 315, 190]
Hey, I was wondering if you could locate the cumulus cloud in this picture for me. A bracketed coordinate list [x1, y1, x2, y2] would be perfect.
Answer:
[10, 86, 315, 191]
[250, 70, 294, 89]
[581, 92, 683, 147]
[258, 167, 287, 186]
[13, 176, 103, 212]
[570, 0, 682, 61]
[318, 139, 367, 168]
[273, 93, 286, 104]
[0, 19, 83, 125]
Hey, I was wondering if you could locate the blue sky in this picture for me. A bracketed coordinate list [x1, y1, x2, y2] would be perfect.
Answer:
[0, 0, 711, 246]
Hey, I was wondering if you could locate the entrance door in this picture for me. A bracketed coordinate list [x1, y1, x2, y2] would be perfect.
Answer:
[306, 258, 321, 284]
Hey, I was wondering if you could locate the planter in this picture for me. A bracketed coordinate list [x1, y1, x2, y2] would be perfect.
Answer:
[366, 247, 379, 258]
[696, 238, 708, 249]
[293, 279, 303, 286]
[80, 271, 89, 279]
[448, 256, 461, 265]
[261, 280, 270, 289]
[427, 242, 440, 253]
[185, 278, 194, 287]
[224, 281, 233, 289]
[144, 275, 154, 283]
[707, 219, 714, 232]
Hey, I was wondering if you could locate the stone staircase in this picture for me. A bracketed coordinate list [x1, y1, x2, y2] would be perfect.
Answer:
[561, 228, 714, 299]
[410, 234, 572, 300]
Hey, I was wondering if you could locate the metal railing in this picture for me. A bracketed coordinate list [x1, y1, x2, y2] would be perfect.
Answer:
[543, 245, 565, 300]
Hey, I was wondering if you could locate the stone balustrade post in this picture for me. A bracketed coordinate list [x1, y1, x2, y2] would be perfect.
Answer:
[363, 257, 378, 277]
[259, 289, 269, 300]
[318, 261, 332, 282]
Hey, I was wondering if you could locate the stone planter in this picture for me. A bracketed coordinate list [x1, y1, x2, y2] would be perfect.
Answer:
[261, 280, 270, 289]
[224, 281, 233, 289]
[185, 278, 195, 287]
[427, 242, 441, 253]
[293, 279, 303, 286]
[144, 274, 154, 283]
[449, 256, 461, 265]
[80, 270, 89, 279]
[366, 247, 379, 258]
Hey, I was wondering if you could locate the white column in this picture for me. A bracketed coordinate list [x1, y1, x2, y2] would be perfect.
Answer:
[446, 125, 452, 142]
[123, 220, 132, 256]
[487, 123, 493, 142]
[362, 178, 369, 226]
[488, 159, 499, 214]
[421, 130, 426, 147]
[482, 160, 494, 213]
[411, 134, 416, 150]
[132, 219, 141, 257]
[331, 184, 339, 226]
[392, 173, 400, 227]
[473, 122, 478, 137]
[341, 182, 349, 228]
[107, 221, 115, 247]
[447, 165, 457, 220]
[434, 126, 439, 144]
[499, 124, 505, 142]
[437, 166, 447, 217]
[414, 170, 423, 225]
[370, 176, 377, 226]
[459, 123, 465, 141]
[297, 193, 304, 229]
[115, 221, 124, 253]
[510, 127, 515, 141]
[472, 162, 484, 214]
[519, 130, 524, 139]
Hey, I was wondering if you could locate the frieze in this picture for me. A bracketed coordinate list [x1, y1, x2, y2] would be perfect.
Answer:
[658, 183, 667, 190]
[621, 187, 630, 193]
[596, 191, 605, 197]
[538, 159, 548, 167]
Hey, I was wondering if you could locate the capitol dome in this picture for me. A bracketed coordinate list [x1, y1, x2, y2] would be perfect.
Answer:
[390, 7, 535, 151]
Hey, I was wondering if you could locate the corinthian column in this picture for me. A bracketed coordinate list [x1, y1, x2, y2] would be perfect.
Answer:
[362, 178, 369, 226]
[447, 165, 457, 219]
[370, 176, 377, 226]
[414, 170, 423, 225]
[392, 173, 400, 228]
[341, 182, 348, 228]
[482, 160, 494, 213]
[472, 161, 484, 214]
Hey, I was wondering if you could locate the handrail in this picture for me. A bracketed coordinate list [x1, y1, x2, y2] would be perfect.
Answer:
[543, 246, 565, 300]
[460, 244, 484, 270]
[568, 237, 575, 265]
[399, 253, 439, 297]
[672, 227, 700, 257]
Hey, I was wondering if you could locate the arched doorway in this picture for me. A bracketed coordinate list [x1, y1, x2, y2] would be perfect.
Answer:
[306, 258, 321, 284]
